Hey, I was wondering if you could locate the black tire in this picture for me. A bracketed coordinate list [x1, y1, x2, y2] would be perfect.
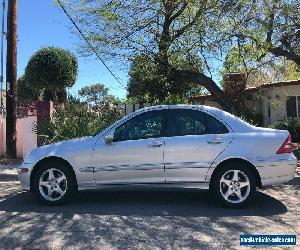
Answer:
[33, 160, 77, 205]
[211, 163, 256, 208]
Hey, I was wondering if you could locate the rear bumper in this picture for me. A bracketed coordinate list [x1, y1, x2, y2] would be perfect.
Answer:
[254, 154, 297, 187]
[260, 174, 295, 186]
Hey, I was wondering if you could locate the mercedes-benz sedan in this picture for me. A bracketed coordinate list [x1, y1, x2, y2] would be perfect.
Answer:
[18, 105, 297, 207]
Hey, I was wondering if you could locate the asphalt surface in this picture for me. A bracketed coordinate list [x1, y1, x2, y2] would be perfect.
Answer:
[0, 171, 299, 250]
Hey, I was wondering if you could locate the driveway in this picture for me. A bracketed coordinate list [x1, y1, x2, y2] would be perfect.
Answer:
[0, 170, 299, 249]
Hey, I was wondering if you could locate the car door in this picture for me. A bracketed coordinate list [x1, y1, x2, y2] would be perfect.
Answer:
[93, 109, 167, 184]
[164, 108, 233, 183]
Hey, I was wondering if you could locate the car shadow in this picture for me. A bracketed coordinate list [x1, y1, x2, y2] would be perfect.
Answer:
[0, 188, 287, 217]
[0, 178, 297, 249]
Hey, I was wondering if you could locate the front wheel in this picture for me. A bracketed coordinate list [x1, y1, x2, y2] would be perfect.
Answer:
[33, 161, 76, 205]
[211, 164, 256, 208]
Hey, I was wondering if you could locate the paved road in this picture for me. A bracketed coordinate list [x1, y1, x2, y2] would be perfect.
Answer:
[0, 174, 299, 250]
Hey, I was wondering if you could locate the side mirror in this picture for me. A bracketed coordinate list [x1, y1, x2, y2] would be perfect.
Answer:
[104, 133, 114, 143]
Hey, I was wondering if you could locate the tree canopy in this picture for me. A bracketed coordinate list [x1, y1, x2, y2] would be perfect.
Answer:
[78, 83, 114, 106]
[25, 46, 78, 101]
[227, 0, 300, 66]
[17, 75, 40, 101]
[222, 45, 300, 87]
[127, 53, 204, 103]
[62, 0, 300, 111]
[78, 83, 123, 119]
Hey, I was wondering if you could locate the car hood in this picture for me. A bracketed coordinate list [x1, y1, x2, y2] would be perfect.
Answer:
[24, 136, 95, 163]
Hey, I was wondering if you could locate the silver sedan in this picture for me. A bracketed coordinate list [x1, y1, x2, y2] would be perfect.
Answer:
[18, 105, 297, 207]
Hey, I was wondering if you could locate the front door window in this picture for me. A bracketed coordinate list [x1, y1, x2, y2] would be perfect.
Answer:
[114, 110, 166, 141]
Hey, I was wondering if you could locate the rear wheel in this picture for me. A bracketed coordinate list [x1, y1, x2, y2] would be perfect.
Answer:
[33, 161, 76, 205]
[211, 163, 256, 208]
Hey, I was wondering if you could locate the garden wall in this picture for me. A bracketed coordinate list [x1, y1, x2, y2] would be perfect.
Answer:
[0, 115, 37, 159]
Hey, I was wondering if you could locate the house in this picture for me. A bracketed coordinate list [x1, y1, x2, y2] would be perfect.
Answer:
[193, 76, 300, 126]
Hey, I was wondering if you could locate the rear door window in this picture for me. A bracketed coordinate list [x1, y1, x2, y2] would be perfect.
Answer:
[168, 109, 228, 137]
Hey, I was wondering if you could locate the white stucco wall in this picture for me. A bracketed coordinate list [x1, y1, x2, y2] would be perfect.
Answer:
[0, 116, 5, 156]
[16, 116, 37, 158]
[194, 84, 300, 126]
[0, 116, 37, 158]
[254, 85, 300, 125]
[193, 100, 223, 109]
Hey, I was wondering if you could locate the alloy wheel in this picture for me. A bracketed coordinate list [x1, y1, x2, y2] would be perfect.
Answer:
[39, 168, 68, 202]
[219, 169, 250, 204]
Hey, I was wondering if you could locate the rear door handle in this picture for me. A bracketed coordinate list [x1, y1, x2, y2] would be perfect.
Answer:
[207, 138, 222, 144]
[147, 141, 163, 148]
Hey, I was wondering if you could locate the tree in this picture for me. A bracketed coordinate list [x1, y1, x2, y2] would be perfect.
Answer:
[282, 60, 300, 80]
[17, 75, 40, 101]
[61, 0, 234, 110]
[78, 83, 124, 124]
[127, 54, 204, 103]
[62, 0, 300, 111]
[79, 83, 112, 106]
[25, 47, 78, 101]
[226, 0, 300, 66]
[222, 45, 300, 87]
[127, 55, 158, 103]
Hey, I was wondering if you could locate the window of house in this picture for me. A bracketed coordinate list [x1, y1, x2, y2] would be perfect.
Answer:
[286, 96, 299, 117]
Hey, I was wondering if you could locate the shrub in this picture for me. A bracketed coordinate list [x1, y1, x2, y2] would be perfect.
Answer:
[238, 109, 263, 126]
[40, 97, 124, 144]
[273, 119, 300, 142]
[294, 148, 300, 160]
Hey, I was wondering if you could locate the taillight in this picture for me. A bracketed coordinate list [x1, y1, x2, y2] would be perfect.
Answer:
[276, 134, 293, 154]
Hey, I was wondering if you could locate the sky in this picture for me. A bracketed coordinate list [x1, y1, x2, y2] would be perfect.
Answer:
[4, 0, 128, 98]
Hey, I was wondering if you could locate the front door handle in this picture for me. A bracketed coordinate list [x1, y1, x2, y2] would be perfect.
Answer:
[147, 141, 163, 148]
[207, 138, 222, 144]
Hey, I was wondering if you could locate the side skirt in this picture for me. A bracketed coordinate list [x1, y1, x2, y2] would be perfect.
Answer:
[78, 182, 210, 191]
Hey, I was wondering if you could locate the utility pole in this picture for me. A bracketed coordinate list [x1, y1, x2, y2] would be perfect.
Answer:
[0, 0, 5, 112]
[6, 0, 17, 159]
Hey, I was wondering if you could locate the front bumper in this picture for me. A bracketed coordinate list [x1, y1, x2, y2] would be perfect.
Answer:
[17, 163, 35, 191]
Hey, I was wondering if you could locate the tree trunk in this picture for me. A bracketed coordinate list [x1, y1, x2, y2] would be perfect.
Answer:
[268, 46, 300, 66]
[155, 3, 233, 111]
[172, 68, 233, 112]
[43, 89, 58, 102]
[57, 89, 67, 103]
[43, 89, 52, 101]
